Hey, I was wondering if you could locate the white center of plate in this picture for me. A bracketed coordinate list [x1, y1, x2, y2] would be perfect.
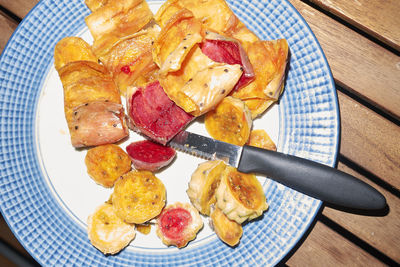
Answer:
[35, 1, 280, 251]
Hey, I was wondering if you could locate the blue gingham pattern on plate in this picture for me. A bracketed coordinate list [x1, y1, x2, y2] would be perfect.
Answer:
[0, 0, 339, 266]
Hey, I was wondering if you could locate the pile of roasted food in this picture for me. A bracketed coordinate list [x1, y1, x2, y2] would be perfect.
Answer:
[54, 0, 288, 254]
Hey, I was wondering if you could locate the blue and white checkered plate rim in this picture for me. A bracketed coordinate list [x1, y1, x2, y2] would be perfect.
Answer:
[0, 0, 339, 266]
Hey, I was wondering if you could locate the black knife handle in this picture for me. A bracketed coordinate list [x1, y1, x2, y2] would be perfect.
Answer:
[238, 145, 386, 210]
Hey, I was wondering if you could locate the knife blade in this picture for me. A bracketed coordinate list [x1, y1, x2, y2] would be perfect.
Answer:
[170, 131, 386, 211]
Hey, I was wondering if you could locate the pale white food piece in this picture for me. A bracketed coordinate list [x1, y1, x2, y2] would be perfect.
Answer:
[87, 203, 136, 254]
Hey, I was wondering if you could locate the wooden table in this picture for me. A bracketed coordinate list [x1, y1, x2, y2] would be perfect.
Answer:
[0, 0, 399, 266]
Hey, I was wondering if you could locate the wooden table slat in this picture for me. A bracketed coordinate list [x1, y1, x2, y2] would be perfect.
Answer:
[324, 162, 400, 262]
[309, 0, 400, 52]
[0, 0, 38, 20]
[0, 11, 18, 53]
[338, 91, 400, 190]
[286, 221, 385, 266]
[290, 0, 400, 121]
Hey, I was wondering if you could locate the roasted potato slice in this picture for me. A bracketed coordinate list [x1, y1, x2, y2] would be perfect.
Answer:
[112, 170, 166, 224]
[85, 0, 109, 12]
[101, 26, 160, 95]
[136, 223, 151, 235]
[205, 96, 252, 146]
[247, 129, 277, 151]
[215, 166, 268, 224]
[210, 206, 243, 247]
[85, 144, 132, 188]
[159, 46, 242, 116]
[87, 203, 136, 254]
[85, 0, 154, 58]
[54, 37, 97, 71]
[59, 61, 121, 114]
[55, 37, 128, 147]
[232, 39, 289, 118]
[155, 0, 258, 43]
[153, 8, 203, 71]
[187, 160, 226, 216]
[156, 202, 203, 248]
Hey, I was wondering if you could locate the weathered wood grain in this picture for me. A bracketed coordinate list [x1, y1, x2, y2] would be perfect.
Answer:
[286, 221, 385, 266]
[0, 215, 31, 259]
[0, 11, 18, 53]
[290, 0, 400, 121]
[309, 0, 400, 52]
[324, 162, 400, 262]
[0, 0, 38, 19]
[338, 91, 400, 190]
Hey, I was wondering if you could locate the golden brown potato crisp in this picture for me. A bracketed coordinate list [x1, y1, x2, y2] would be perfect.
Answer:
[85, 144, 132, 188]
[205, 96, 252, 146]
[112, 170, 166, 224]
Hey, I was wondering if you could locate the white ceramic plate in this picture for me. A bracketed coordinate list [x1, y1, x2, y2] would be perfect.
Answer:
[0, 0, 339, 266]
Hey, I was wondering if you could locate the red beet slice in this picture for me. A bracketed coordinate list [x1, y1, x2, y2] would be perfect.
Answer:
[201, 36, 254, 91]
[127, 81, 194, 145]
[159, 207, 192, 240]
[126, 140, 176, 171]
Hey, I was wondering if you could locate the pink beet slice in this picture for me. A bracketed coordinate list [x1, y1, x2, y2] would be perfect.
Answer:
[201, 38, 254, 91]
[126, 140, 176, 171]
[127, 81, 193, 145]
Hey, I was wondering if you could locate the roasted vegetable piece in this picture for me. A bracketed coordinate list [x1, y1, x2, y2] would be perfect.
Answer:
[126, 80, 193, 145]
[156, 202, 203, 248]
[201, 31, 254, 91]
[112, 170, 166, 224]
[85, 144, 132, 188]
[155, 0, 259, 43]
[136, 223, 151, 235]
[100, 25, 160, 95]
[159, 45, 242, 116]
[232, 39, 289, 118]
[205, 96, 252, 146]
[247, 129, 277, 151]
[54, 37, 128, 147]
[87, 203, 136, 254]
[85, 0, 154, 58]
[54, 37, 97, 71]
[85, 0, 109, 11]
[210, 206, 243, 247]
[70, 101, 128, 147]
[215, 166, 268, 224]
[187, 160, 226, 215]
[126, 140, 176, 171]
[152, 8, 203, 73]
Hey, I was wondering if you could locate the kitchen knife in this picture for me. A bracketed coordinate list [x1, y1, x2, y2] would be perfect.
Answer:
[170, 131, 386, 210]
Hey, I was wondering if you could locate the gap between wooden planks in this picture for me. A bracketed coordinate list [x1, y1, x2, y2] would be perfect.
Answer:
[337, 91, 400, 190]
[308, 0, 400, 52]
[324, 161, 400, 263]
[0, 10, 17, 52]
[290, 0, 400, 122]
[0, 0, 38, 20]
[286, 220, 385, 266]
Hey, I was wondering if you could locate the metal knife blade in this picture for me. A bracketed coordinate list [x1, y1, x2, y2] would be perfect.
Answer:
[170, 130, 243, 167]
[169, 130, 386, 211]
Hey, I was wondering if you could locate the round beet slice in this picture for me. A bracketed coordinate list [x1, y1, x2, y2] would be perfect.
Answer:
[126, 140, 176, 171]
